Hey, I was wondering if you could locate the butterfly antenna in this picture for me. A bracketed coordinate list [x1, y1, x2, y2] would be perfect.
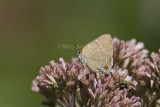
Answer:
[73, 43, 81, 57]
[74, 43, 78, 52]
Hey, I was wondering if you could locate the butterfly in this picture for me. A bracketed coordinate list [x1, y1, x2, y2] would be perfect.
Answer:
[77, 34, 113, 76]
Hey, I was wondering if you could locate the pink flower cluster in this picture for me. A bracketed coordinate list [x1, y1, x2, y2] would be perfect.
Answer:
[32, 38, 160, 107]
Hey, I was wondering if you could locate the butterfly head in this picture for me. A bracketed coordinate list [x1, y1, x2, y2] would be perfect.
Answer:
[77, 47, 84, 60]
[77, 50, 82, 60]
[77, 50, 81, 55]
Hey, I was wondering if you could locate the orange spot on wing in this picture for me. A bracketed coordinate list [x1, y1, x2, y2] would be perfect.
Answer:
[82, 47, 84, 54]
[104, 65, 108, 70]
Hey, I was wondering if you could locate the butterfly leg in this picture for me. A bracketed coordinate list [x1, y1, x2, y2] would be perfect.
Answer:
[82, 63, 87, 69]
[96, 72, 100, 78]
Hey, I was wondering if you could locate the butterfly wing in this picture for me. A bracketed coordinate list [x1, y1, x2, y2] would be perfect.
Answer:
[82, 34, 113, 73]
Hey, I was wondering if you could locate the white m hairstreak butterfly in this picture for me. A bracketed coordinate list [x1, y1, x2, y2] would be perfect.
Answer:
[77, 34, 113, 76]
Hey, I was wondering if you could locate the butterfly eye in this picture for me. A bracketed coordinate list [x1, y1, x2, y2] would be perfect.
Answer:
[77, 51, 80, 54]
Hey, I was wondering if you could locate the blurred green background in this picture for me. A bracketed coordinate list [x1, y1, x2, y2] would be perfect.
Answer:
[0, 0, 160, 107]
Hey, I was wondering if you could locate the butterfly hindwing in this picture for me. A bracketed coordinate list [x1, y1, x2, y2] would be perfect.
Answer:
[81, 34, 113, 73]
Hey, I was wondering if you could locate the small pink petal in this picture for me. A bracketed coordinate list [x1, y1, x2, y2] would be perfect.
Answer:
[132, 102, 141, 106]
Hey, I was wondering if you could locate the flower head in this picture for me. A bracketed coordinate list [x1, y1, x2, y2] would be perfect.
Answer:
[32, 37, 160, 107]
